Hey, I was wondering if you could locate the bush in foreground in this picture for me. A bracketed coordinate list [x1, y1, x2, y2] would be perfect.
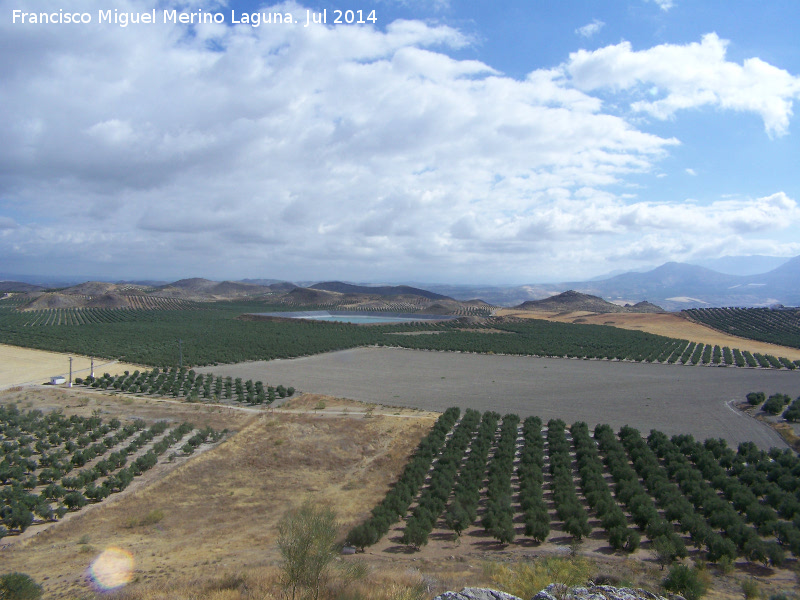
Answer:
[277, 500, 338, 600]
[0, 572, 43, 600]
[485, 556, 592, 600]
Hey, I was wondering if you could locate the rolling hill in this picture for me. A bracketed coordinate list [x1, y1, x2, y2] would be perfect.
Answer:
[310, 281, 451, 301]
[0, 281, 46, 293]
[516, 290, 664, 313]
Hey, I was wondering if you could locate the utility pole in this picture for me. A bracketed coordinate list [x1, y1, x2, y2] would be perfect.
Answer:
[179, 338, 183, 368]
[68, 357, 73, 387]
[90, 357, 95, 379]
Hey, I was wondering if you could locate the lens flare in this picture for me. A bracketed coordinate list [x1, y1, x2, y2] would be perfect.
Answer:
[89, 546, 135, 590]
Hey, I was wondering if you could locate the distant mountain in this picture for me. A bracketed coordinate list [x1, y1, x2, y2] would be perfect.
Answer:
[517, 290, 624, 313]
[310, 281, 451, 301]
[565, 257, 800, 310]
[283, 287, 342, 305]
[417, 283, 554, 307]
[0, 281, 45, 293]
[571, 262, 735, 300]
[431, 256, 800, 310]
[515, 290, 664, 313]
[750, 255, 800, 290]
[115, 279, 169, 287]
[691, 255, 791, 276]
[156, 278, 272, 299]
[61, 281, 130, 296]
[238, 278, 296, 289]
[158, 278, 219, 292]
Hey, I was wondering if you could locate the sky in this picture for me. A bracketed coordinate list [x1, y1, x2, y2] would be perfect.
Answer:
[1, 0, 800, 285]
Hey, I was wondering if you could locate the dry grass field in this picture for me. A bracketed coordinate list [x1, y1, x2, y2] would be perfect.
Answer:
[495, 309, 800, 361]
[0, 343, 142, 390]
[0, 387, 438, 599]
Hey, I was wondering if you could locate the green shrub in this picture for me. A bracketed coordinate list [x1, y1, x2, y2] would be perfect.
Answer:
[0, 572, 43, 600]
[763, 393, 791, 415]
[768, 594, 796, 600]
[663, 564, 707, 600]
[485, 557, 592, 600]
[741, 578, 760, 600]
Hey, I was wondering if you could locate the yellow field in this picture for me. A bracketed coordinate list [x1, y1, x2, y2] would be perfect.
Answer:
[496, 309, 800, 361]
[0, 343, 143, 389]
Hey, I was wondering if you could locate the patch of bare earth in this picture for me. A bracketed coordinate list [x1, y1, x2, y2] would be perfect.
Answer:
[361, 508, 798, 600]
[496, 310, 800, 361]
[0, 343, 143, 389]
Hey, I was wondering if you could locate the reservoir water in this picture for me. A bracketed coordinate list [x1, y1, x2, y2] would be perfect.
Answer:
[249, 310, 460, 324]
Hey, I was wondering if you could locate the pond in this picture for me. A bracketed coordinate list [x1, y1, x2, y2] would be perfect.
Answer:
[248, 310, 461, 324]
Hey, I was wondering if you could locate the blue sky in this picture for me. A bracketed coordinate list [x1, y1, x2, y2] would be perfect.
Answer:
[1, 0, 799, 284]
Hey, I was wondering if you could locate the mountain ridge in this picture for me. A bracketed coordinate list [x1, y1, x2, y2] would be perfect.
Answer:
[310, 281, 451, 301]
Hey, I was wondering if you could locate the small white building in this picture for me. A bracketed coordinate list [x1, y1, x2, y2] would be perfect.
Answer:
[50, 375, 66, 385]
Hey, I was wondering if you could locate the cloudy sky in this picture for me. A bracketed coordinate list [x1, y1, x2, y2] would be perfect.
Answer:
[2, 0, 799, 284]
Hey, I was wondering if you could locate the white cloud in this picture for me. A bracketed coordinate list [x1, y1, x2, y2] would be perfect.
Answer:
[566, 33, 800, 137]
[0, 2, 797, 282]
[576, 19, 604, 39]
[647, 0, 674, 11]
[685, 168, 696, 176]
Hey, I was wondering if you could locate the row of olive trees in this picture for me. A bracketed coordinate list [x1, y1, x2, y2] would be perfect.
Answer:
[518, 416, 550, 542]
[571, 421, 639, 552]
[1, 404, 223, 539]
[400, 409, 482, 549]
[444, 411, 500, 538]
[593, 424, 687, 569]
[76, 367, 294, 404]
[644, 430, 784, 565]
[344, 407, 460, 550]
[620, 427, 736, 564]
[668, 433, 792, 563]
[480, 414, 520, 544]
[547, 419, 590, 541]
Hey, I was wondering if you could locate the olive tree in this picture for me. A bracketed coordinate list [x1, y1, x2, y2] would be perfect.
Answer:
[277, 500, 339, 600]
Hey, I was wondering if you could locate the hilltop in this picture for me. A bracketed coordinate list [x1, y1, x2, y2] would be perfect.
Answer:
[311, 281, 450, 300]
[6, 277, 491, 316]
[516, 290, 664, 314]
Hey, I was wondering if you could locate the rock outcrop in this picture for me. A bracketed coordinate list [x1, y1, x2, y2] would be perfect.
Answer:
[433, 589, 524, 600]
[433, 585, 675, 600]
[534, 584, 672, 600]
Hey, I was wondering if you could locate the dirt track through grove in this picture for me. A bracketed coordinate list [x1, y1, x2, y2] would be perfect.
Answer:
[199, 347, 800, 449]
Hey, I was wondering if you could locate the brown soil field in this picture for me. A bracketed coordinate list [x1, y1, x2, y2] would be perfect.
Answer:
[0, 343, 142, 389]
[199, 347, 798, 449]
[495, 310, 800, 361]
